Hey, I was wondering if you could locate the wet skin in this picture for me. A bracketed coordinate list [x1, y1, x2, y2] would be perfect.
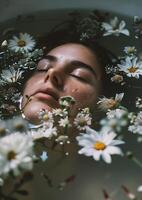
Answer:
[21, 43, 103, 124]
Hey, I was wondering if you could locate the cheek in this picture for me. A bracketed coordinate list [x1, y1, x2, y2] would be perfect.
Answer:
[22, 75, 42, 96]
[68, 85, 98, 108]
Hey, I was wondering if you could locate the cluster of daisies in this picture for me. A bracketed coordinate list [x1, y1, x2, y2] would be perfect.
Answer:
[0, 32, 43, 119]
[0, 14, 142, 199]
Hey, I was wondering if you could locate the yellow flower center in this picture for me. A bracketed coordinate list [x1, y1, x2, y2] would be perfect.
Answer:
[107, 99, 117, 109]
[128, 66, 138, 73]
[17, 40, 26, 47]
[43, 114, 49, 121]
[14, 123, 24, 130]
[112, 74, 123, 83]
[0, 127, 6, 135]
[7, 151, 16, 160]
[94, 141, 106, 150]
[79, 119, 86, 126]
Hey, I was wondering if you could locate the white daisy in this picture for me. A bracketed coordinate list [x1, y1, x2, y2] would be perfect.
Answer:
[102, 109, 128, 132]
[102, 17, 130, 36]
[128, 111, 142, 134]
[38, 109, 54, 127]
[107, 108, 128, 120]
[0, 133, 34, 176]
[136, 97, 142, 109]
[74, 109, 92, 130]
[124, 46, 137, 56]
[59, 96, 75, 109]
[8, 33, 36, 52]
[52, 108, 68, 117]
[9, 116, 28, 131]
[76, 126, 124, 163]
[97, 93, 124, 111]
[0, 68, 24, 85]
[118, 56, 142, 78]
[58, 116, 71, 127]
[28, 126, 57, 140]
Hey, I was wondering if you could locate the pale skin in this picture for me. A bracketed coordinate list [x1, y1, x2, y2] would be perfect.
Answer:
[21, 43, 103, 124]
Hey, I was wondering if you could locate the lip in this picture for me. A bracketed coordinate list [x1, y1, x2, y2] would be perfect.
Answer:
[33, 88, 59, 106]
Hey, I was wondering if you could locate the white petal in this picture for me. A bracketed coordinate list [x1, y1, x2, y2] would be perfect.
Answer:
[105, 146, 123, 155]
[103, 131, 116, 145]
[102, 152, 112, 163]
[120, 29, 130, 36]
[110, 139, 125, 146]
[115, 93, 124, 102]
[119, 20, 126, 29]
[102, 23, 112, 30]
[92, 150, 101, 161]
[78, 147, 93, 157]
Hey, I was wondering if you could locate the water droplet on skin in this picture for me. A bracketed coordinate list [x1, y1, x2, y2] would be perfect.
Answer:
[71, 88, 78, 93]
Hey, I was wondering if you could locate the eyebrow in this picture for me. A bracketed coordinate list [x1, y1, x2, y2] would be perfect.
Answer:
[43, 55, 97, 78]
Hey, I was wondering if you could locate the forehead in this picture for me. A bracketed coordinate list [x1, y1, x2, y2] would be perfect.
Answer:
[48, 43, 98, 66]
[46, 43, 103, 80]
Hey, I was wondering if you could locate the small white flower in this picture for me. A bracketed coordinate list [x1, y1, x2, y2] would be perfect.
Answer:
[107, 108, 128, 120]
[59, 96, 75, 109]
[104, 109, 128, 132]
[102, 17, 130, 36]
[9, 116, 28, 131]
[42, 125, 57, 138]
[52, 108, 68, 117]
[136, 97, 142, 109]
[8, 33, 36, 52]
[100, 118, 120, 132]
[0, 133, 34, 176]
[118, 57, 142, 78]
[76, 126, 124, 163]
[0, 68, 24, 85]
[38, 109, 54, 127]
[97, 93, 124, 111]
[74, 113, 92, 130]
[58, 117, 71, 127]
[124, 46, 137, 56]
[28, 126, 57, 140]
[128, 111, 142, 134]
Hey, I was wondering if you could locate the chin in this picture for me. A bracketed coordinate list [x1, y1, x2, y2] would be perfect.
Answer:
[22, 101, 52, 124]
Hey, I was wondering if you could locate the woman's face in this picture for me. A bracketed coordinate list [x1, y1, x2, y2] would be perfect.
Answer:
[22, 43, 103, 124]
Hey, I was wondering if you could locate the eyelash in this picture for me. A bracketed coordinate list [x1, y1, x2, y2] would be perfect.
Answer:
[36, 69, 49, 72]
[36, 69, 88, 83]
[70, 74, 87, 82]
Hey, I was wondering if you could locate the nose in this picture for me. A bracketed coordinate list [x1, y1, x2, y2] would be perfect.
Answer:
[43, 67, 64, 89]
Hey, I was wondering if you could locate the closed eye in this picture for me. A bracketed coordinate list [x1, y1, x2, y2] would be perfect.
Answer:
[36, 69, 48, 72]
[70, 74, 87, 82]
